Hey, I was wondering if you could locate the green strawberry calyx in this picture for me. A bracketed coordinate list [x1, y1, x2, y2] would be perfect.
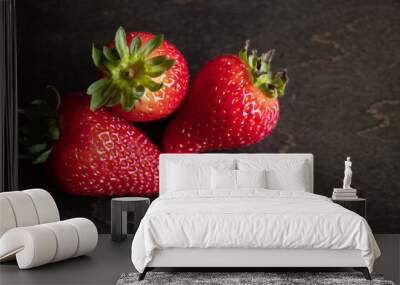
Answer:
[19, 86, 61, 164]
[239, 40, 288, 99]
[88, 26, 176, 112]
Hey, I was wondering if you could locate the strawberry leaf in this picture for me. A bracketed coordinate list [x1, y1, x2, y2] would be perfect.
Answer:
[106, 92, 122, 107]
[87, 78, 110, 97]
[19, 87, 62, 164]
[92, 44, 103, 67]
[122, 93, 135, 111]
[103, 46, 119, 61]
[139, 76, 163, 91]
[139, 34, 163, 58]
[133, 86, 145, 99]
[130, 36, 142, 54]
[28, 143, 48, 154]
[88, 79, 112, 110]
[90, 91, 110, 111]
[259, 62, 269, 74]
[258, 85, 276, 99]
[115, 26, 129, 59]
[146, 59, 175, 77]
[33, 148, 52, 164]
[254, 74, 270, 87]
[239, 49, 248, 62]
[146, 55, 167, 65]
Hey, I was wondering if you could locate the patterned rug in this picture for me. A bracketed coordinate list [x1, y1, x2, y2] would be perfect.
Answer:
[116, 271, 396, 285]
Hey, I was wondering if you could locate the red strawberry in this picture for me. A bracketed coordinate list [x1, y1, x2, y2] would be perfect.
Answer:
[162, 41, 288, 153]
[20, 89, 160, 196]
[88, 26, 189, 122]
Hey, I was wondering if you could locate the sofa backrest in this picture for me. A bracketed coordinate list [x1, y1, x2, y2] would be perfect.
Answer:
[0, 189, 60, 237]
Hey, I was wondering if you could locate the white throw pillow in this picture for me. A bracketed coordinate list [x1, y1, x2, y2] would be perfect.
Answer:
[236, 169, 267, 188]
[212, 168, 237, 190]
[167, 162, 212, 191]
[265, 165, 307, 191]
[237, 159, 308, 191]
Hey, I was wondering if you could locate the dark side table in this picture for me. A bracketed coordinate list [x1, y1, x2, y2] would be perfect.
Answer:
[111, 197, 150, 242]
[331, 198, 367, 219]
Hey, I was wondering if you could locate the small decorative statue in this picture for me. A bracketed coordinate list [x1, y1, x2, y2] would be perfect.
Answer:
[343, 156, 353, 189]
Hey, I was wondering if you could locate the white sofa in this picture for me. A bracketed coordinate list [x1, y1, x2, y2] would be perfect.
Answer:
[0, 189, 98, 269]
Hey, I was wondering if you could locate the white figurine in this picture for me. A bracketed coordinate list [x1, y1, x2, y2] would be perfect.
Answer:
[343, 157, 352, 189]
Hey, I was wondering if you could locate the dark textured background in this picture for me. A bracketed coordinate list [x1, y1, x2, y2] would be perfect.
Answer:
[17, 0, 400, 233]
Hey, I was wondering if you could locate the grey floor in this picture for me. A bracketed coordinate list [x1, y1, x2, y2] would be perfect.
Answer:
[0, 235, 134, 285]
[0, 234, 399, 285]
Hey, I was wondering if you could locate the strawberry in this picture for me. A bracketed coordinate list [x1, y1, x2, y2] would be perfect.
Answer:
[162, 41, 288, 153]
[88, 26, 189, 122]
[19, 88, 160, 196]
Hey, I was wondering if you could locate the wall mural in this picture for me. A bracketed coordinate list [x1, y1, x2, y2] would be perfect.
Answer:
[20, 27, 286, 196]
[17, 0, 400, 233]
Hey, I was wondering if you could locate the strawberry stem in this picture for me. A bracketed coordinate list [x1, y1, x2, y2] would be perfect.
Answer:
[87, 26, 176, 112]
[239, 41, 288, 98]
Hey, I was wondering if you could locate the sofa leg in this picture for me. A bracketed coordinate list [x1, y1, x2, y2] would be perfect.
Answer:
[138, 268, 148, 281]
[354, 267, 371, 280]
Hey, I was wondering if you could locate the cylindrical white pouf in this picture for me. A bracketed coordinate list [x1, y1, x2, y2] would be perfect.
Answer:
[1, 192, 39, 227]
[23, 189, 60, 224]
[0, 218, 98, 269]
[0, 196, 17, 237]
[42, 221, 79, 262]
[0, 226, 57, 269]
[65, 218, 98, 257]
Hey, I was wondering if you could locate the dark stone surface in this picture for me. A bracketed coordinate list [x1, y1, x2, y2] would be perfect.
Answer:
[16, 0, 400, 233]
